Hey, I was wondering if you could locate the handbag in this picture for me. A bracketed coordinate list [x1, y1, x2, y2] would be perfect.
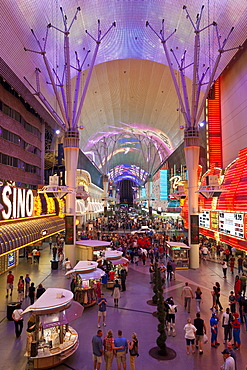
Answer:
[203, 333, 208, 344]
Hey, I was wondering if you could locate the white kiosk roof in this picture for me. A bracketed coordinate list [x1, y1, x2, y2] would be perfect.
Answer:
[76, 240, 112, 248]
[166, 241, 190, 249]
[23, 288, 73, 314]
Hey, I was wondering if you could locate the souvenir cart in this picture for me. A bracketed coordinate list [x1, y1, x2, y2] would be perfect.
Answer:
[166, 241, 190, 269]
[23, 288, 83, 369]
[76, 240, 112, 261]
[66, 261, 105, 307]
[104, 250, 129, 288]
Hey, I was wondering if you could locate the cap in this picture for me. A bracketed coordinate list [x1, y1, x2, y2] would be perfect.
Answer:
[233, 312, 239, 318]
[212, 312, 216, 316]
[221, 349, 230, 355]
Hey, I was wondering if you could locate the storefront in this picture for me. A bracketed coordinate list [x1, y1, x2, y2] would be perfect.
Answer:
[0, 184, 65, 274]
[23, 288, 83, 369]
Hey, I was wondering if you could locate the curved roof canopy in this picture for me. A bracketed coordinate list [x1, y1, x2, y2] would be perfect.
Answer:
[0, 1, 246, 183]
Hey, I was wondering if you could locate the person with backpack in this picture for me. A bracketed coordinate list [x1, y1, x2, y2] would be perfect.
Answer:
[128, 332, 139, 370]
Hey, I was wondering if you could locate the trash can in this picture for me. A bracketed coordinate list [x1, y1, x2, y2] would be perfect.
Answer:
[7, 302, 21, 321]
[31, 341, 38, 357]
[51, 260, 58, 270]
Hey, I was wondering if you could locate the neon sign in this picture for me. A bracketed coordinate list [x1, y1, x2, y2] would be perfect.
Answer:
[0, 186, 34, 220]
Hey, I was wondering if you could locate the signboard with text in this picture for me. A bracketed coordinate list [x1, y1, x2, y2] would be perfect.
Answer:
[219, 212, 244, 238]
[199, 211, 210, 228]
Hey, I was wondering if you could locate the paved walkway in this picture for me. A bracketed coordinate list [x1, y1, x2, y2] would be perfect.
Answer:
[0, 245, 246, 370]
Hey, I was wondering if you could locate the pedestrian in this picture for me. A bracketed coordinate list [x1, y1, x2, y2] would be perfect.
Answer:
[194, 312, 207, 355]
[181, 282, 193, 313]
[240, 273, 246, 297]
[184, 318, 197, 355]
[52, 244, 57, 260]
[232, 313, 241, 350]
[211, 285, 218, 311]
[149, 262, 154, 283]
[243, 297, 247, 331]
[195, 287, 202, 312]
[6, 270, 14, 298]
[49, 236, 52, 250]
[220, 349, 236, 370]
[229, 291, 236, 313]
[210, 312, 220, 347]
[215, 282, 224, 311]
[222, 308, 233, 343]
[237, 256, 244, 274]
[114, 330, 128, 370]
[25, 314, 36, 356]
[166, 261, 173, 281]
[128, 332, 139, 370]
[222, 260, 228, 278]
[64, 258, 72, 277]
[166, 297, 177, 337]
[28, 282, 35, 305]
[25, 273, 31, 297]
[36, 284, 46, 299]
[92, 329, 103, 370]
[170, 259, 176, 280]
[234, 276, 241, 300]
[17, 276, 24, 303]
[12, 307, 24, 338]
[32, 247, 38, 263]
[112, 279, 121, 307]
[227, 342, 237, 369]
[103, 329, 114, 370]
[98, 293, 107, 328]
[230, 255, 235, 275]
[36, 248, 40, 263]
[120, 268, 127, 292]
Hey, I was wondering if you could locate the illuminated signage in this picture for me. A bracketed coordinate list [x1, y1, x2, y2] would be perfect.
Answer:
[219, 212, 244, 238]
[199, 211, 210, 228]
[0, 186, 34, 220]
[8, 252, 15, 267]
[210, 212, 219, 230]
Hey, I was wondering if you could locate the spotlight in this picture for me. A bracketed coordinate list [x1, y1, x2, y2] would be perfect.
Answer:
[199, 121, 205, 127]
[55, 129, 60, 135]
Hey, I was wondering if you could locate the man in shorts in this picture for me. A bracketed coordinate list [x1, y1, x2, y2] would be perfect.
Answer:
[6, 271, 14, 298]
[194, 312, 207, 355]
[92, 329, 103, 370]
[97, 293, 108, 328]
[114, 330, 128, 370]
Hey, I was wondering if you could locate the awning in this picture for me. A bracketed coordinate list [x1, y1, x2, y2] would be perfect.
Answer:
[111, 257, 129, 265]
[166, 241, 190, 250]
[0, 215, 65, 256]
[40, 301, 84, 329]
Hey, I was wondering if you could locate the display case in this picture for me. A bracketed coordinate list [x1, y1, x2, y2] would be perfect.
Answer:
[66, 261, 105, 308]
[23, 288, 83, 369]
[166, 241, 190, 269]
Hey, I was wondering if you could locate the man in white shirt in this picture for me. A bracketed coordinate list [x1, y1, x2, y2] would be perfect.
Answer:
[181, 282, 193, 313]
[220, 348, 235, 370]
[12, 308, 24, 338]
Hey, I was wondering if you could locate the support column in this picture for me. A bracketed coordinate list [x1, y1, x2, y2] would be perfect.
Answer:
[147, 175, 153, 216]
[184, 128, 200, 269]
[103, 175, 108, 217]
[64, 130, 79, 266]
[112, 184, 116, 212]
[40, 121, 45, 184]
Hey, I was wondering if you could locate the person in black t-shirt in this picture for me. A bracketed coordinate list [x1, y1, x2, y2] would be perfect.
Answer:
[194, 312, 207, 355]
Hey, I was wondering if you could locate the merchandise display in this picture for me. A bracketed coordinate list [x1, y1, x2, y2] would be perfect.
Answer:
[23, 288, 83, 369]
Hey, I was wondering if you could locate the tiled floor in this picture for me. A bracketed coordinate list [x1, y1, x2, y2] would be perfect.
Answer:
[0, 245, 246, 370]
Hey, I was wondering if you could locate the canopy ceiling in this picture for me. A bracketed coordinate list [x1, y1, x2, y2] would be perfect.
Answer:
[0, 0, 246, 184]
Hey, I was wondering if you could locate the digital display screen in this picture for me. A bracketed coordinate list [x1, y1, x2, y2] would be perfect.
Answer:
[8, 252, 15, 267]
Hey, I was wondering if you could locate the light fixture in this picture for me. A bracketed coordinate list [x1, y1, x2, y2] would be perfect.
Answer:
[55, 129, 61, 135]
[199, 121, 205, 127]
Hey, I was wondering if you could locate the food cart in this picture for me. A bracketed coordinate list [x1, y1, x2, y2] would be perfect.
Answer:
[166, 241, 190, 269]
[23, 288, 83, 369]
[76, 240, 112, 261]
[104, 250, 129, 288]
[66, 261, 105, 307]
